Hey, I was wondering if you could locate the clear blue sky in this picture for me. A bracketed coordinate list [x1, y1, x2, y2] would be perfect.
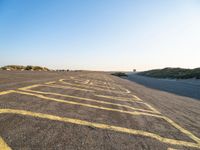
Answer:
[0, 0, 200, 71]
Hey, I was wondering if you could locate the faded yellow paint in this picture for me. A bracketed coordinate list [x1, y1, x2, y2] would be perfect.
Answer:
[0, 90, 15, 96]
[13, 90, 162, 118]
[45, 81, 56, 85]
[95, 94, 140, 102]
[167, 148, 179, 150]
[162, 116, 200, 145]
[19, 84, 94, 92]
[0, 108, 199, 148]
[15, 90, 200, 146]
[141, 102, 160, 114]
[132, 95, 142, 101]
[1, 79, 200, 148]
[45, 84, 94, 92]
[94, 95, 159, 114]
[59, 79, 130, 94]
[0, 137, 11, 150]
[20, 88, 157, 114]
[18, 84, 41, 91]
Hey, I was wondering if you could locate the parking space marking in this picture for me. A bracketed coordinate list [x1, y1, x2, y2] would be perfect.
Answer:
[45, 84, 94, 92]
[69, 78, 116, 90]
[16, 82, 200, 144]
[59, 79, 131, 94]
[18, 83, 160, 114]
[19, 84, 41, 91]
[95, 94, 141, 102]
[19, 84, 94, 92]
[132, 95, 142, 101]
[84, 80, 90, 84]
[0, 90, 15, 96]
[0, 137, 11, 150]
[0, 108, 199, 148]
[45, 81, 56, 85]
[1, 78, 200, 149]
[13, 90, 162, 118]
[94, 95, 159, 114]
[162, 116, 200, 145]
[19, 88, 157, 114]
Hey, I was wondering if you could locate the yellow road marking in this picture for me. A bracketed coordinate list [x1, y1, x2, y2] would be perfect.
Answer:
[16, 82, 200, 145]
[142, 103, 160, 114]
[95, 94, 140, 102]
[59, 79, 130, 94]
[73, 80, 87, 84]
[162, 116, 200, 144]
[0, 137, 11, 150]
[19, 84, 41, 91]
[167, 148, 179, 150]
[92, 84, 115, 90]
[13, 90, 162, 118]
[71, 78, 115, 90]
[90, 81, 115, 89]
[132, 95, 142, 101]
[83, 80, 90, 84]
[19, 84, 94, 92]
[45, 84, 94, 92]
[1, 80, 200, 148]
[0, 90, 15, 96]
[95, 95, 160, 114]
[0, 109, 199, 148]
[20, 89, 157, 114]
[45, 81, 56, 85]
[70, 76, 86, 82]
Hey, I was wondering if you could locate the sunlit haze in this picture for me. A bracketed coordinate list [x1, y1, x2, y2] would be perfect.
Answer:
[0, 0, 200, 71]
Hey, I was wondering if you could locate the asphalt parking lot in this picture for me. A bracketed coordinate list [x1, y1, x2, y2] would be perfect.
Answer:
[0, 71, 200, 150]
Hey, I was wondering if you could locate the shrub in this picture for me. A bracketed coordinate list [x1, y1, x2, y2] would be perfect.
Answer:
[111, 72, 127, 77]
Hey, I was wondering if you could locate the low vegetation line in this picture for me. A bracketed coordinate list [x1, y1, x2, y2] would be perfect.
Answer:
[0, 65, 50, 71]
[138, 67, 200, 79]
[111, 72, 128, 77]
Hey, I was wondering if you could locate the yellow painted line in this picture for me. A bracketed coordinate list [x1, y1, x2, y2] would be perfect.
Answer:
[132, 95, 142, 101]
[73, 80, 87, 84]
[10, 82, 200, 146]
[44, 84, 94, 92]
[0, 90, 15, 96]
[129, 95, 200, 143]
[91, 84, 114, 89]
[83, 80, 90, 84]
[70, 76, 86, 82]
[142, 103, 160, 114]
[95, 94, 140, 102]
[85, 81, 112, 89]
[59, 79, 131, 94]
[95, 94, 160, 114]
[162, 116, 200, 145]
[20, 89, 157, 114]
[18, 84, 41, 91]
[13, 90, 162, 118]
[0, 109, 199, 148]
[19, 83, 94, 92]
[45, 81, 56, 85]
[0, 137, 11, 150]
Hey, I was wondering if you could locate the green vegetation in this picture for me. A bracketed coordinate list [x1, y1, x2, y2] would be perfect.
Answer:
[0, 65, 50, 71]
[139, 67, 200, 79]
[111, 72, 128, 77]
